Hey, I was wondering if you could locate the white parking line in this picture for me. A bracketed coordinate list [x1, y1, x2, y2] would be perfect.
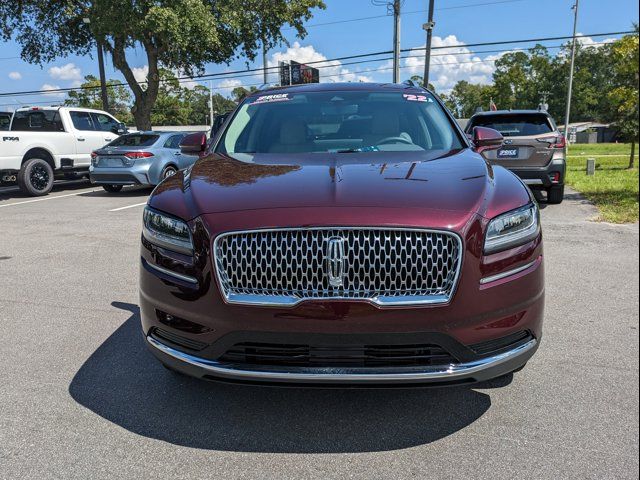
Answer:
[0, 189, 100, 208]
[109, 202, 148, 212]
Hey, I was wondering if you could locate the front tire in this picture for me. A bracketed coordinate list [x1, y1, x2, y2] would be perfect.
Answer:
[17, 158, 54, 196]
[161, 165, 178, 180]
[547, 185, 564, 204]
[102, 184, 123, 193]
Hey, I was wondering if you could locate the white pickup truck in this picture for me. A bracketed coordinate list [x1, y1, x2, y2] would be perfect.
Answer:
[0, 106, 126, 196]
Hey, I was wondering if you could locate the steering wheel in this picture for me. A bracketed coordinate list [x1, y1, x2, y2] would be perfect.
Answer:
[376, 136, 414, 145]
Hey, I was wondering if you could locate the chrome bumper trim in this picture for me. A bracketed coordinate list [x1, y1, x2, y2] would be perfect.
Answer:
[480, 258, 539, 285]
[145, 261, 198, 284]
[147, 335, 537, 384]
[523, 179, 544, 185]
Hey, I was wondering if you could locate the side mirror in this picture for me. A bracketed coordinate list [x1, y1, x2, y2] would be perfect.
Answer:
[180, 132, 207, 156]
[472, 126, 503, 154]
[113, 122, 128, 135]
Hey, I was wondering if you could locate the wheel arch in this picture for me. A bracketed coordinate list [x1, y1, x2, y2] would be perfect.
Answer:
[22, 148, 55, 171]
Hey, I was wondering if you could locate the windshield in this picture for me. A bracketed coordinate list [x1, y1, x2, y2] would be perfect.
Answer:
[216, 90, 463, 155]
[468, 114, 554, 137]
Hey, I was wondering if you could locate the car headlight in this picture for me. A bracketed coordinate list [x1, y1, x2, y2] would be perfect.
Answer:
[484, 203, 540, 254]
[142, 207, 193, 254]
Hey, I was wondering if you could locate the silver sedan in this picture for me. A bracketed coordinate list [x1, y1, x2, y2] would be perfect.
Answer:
[89, 131, 200, 192]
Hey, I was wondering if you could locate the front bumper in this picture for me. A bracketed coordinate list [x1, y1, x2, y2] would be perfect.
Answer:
[146, 334, 538, 385]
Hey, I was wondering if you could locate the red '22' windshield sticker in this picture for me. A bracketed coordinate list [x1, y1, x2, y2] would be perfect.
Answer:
[253, 93, 290, 104]
[403, 94, 432, 103]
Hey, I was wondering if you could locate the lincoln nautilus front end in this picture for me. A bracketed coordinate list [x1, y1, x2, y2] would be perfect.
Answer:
[139, 82, 544, 386]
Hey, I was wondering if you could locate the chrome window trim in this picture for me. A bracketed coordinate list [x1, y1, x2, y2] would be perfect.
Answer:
[479, 258, 539, 285]
[147, 335, 536, 384]
[212, 227, 464, 307]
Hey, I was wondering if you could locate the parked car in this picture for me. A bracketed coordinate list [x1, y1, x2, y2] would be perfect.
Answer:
[140, 83, 544, 386]
[465, 109, 566, 204]
[0, 112, 11, 130]
[0, 106, 126, 196]
[89, 131, 194, 192]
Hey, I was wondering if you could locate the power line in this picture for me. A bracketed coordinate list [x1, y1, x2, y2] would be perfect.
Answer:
[0, 31, 633, 98]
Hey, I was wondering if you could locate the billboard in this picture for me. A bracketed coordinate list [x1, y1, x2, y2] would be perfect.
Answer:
[279, 60, 320, 86]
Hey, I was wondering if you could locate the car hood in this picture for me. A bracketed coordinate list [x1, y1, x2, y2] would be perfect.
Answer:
[149, 149, 531, 221]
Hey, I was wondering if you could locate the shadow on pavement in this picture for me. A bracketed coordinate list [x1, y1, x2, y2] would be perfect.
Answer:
[0, 179, 92, 201]
[69, 302, 496, 453]
[78, 186, 153, 198]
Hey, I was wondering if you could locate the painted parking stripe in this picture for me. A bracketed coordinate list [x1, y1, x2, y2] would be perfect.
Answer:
[109, 202, 148, 212]
[0, 189, 100, 208]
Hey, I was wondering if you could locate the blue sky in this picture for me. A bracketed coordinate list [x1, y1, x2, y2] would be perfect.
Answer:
[1, 0, 638, 111]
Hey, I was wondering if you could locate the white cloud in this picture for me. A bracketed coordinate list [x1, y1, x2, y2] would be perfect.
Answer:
[268, 42, 374, 84]
[131, 65, 149, 84]
[48, 63, 82, 82]
[576, 33, 617, 48]
[403, 35, 497, 92]
[214, 78, 243, 97]
[41, 84, 65, 98]
[8, 71, 22, 80]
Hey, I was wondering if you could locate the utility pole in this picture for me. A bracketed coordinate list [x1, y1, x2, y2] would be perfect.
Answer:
[422, 0, 435, 88]
[96, 41, 109, 113]
[262, 40, 268, 84]
[392, 0, 401, 83]
[208, 81, 214, 127]
[563, 0, 579, 140]
[82, 17, 109, 113]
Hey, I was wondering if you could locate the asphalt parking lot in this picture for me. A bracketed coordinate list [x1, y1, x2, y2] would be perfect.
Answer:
[0, 180, 638, 479]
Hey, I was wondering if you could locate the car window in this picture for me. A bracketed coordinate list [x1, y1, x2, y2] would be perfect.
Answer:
[91, 113, 119, 132]
[0, 113, 11, 130]
[70, 111, 96, 131]
[468, 114, 554, 136]
[216, 91, 463, 155]
[10, 110, 65, 132]
[107, 134, 159, 147]
[163, 134, 186, 149]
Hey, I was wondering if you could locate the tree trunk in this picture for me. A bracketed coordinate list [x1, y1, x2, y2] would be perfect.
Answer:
[106, 36, 160, 131]
[629, 141, 636, 169]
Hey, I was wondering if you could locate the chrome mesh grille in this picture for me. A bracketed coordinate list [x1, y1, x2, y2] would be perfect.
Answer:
[214, 228, 462, 306]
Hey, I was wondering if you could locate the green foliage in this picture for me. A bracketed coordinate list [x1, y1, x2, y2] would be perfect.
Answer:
[566, 143, 639, 223]
[231, 86, 260, 103]
[65, 75, 133, 124]
[444, 81, 495, 118]
[1, 0, 325, 129]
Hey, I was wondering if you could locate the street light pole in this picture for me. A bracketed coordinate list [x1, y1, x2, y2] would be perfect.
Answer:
[422, 0, 435, 88]
[563, 0, 579, 140]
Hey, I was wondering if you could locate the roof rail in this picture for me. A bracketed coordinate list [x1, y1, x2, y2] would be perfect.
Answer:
[256, 83, 281, 92]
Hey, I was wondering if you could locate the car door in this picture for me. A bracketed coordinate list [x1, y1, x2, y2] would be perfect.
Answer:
[91, 112, 120, 145]
[68, 111, 106, 167]
[163, 133, 191, 169]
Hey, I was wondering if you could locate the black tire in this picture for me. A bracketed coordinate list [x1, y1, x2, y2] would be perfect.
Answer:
[17, 158, 54, 196]
[102, 184, 123, 193]
[547, 185, 564, 204]
[161, 165, 178, 180]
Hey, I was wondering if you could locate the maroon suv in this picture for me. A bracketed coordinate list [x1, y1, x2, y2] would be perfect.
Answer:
[140, 83, 544, 385]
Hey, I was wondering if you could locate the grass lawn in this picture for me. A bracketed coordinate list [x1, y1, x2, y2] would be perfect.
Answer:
[565, 143, 639, 223]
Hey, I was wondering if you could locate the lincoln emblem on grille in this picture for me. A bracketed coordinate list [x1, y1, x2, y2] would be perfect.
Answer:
[326, 237, 346, 287]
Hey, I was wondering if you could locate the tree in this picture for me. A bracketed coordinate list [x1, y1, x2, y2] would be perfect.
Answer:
[606, 30, 639, 168]
[231, 86, 260, 103]
[445, 81, 495, 118]
[1, 0, 325, 130]
[408, 75, 436, 92]
[65, 75, 133, 124]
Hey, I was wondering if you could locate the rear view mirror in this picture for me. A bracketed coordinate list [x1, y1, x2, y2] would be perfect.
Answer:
[112, 122, 128, 135]
[180, 132, 207, 156]
[472, 126, 503, 154]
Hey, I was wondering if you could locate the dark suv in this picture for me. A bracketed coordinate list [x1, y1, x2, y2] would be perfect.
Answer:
[466, 110, 566, 204]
